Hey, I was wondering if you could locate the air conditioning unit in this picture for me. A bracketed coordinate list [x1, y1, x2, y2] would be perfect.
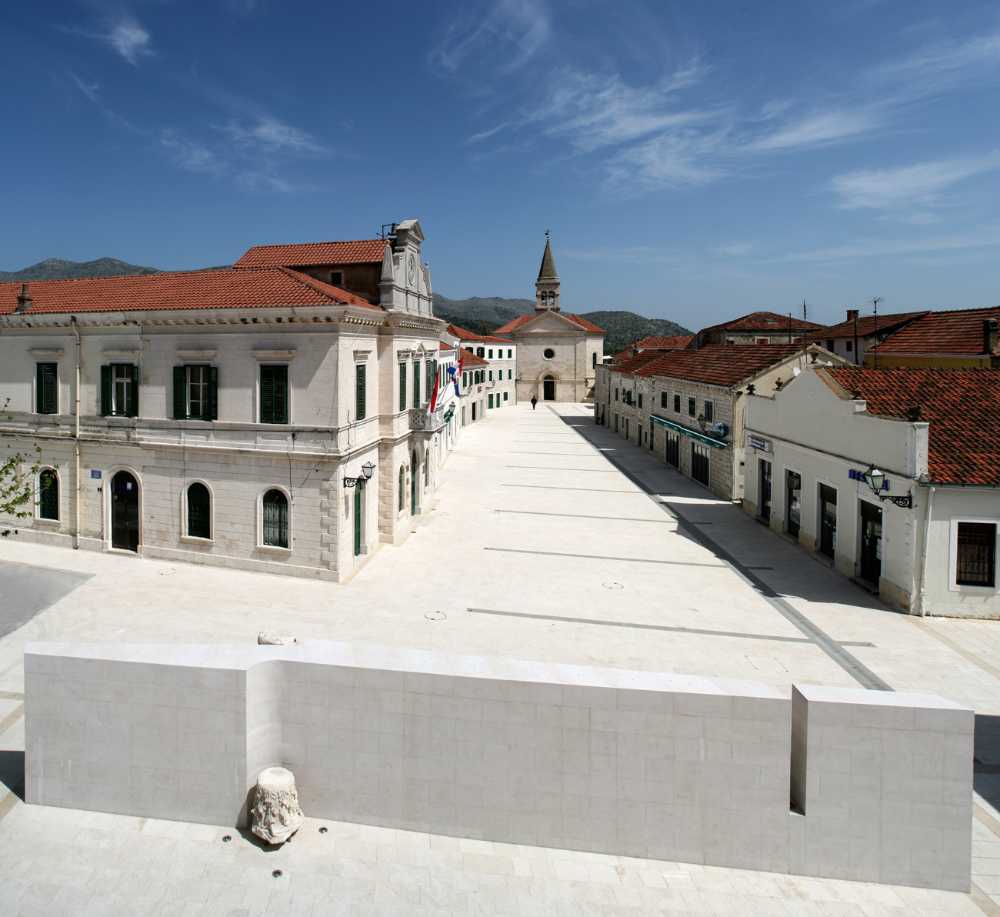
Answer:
[710, 422, 729, 438]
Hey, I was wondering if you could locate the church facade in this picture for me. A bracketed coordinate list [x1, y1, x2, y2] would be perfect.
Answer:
[494, 235, 605, 403]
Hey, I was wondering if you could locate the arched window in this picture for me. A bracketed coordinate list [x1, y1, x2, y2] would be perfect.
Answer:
[398, 466, 405, 512]
[187, 482, 211, 539]
[38, 468, 59, 521]
[262, 489, 289, 548]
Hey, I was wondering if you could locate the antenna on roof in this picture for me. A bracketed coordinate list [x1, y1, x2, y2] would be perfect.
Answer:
[871, 297, 882, 369]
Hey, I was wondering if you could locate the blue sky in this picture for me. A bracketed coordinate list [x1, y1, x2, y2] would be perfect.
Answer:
[3, 1, 1000, 328]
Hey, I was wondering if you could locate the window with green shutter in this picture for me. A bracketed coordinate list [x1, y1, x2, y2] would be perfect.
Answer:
[259, 365, 289, 424]
[355, 363, 366, 420]
[35, 363, 58, 415]
[102, 363, 138, 417]
[413, 361, 421, 408]
[399, 361, 406, 412]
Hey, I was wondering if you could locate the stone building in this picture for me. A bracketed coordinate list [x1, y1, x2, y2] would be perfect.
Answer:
[446, 324, 517, 411]
[811, 308, 926, 366]
[494, 235, 604, 403]
[595, 344, 843, 501]
[744, 366, 1000, 618]
[0, 220, 457, 582]
[865, 306, 1000, 369]
[694, 311, 825, 348]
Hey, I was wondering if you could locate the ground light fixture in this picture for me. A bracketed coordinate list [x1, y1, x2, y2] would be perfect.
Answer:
[343, 462, 377, 488]
[862, 465, 913, 508]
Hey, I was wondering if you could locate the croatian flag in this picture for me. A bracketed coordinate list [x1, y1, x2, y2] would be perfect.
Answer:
[429, 365, 442, 413]
[448, 363, 460, 398]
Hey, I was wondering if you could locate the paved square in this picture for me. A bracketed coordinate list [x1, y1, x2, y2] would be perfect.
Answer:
[2, 403, 999, 915]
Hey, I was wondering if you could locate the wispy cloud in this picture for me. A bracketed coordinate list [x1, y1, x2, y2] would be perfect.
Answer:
[778, 225, 1000, 262]
[874, 30, 1000, 93]
[106, 16, 151, 65]
[748, 108, 883, 152]
[69, 71, 100, 104]
[219, 117, 326, 154]
[160, 131, 224, 176]
[430, 0, 550, 75]
[832, 153, 1000, 210]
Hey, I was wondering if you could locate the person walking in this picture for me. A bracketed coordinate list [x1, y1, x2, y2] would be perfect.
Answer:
[530, 395, 537, 410]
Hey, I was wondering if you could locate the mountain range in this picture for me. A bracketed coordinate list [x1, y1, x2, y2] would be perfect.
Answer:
[0, 258, 691, 353]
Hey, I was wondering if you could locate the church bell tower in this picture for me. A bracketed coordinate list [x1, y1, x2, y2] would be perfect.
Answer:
[535, 231, 560, 311]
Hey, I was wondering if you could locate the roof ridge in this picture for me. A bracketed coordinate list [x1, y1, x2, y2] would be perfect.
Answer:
[278, 267, 376, 308]
[242, 238, 385, 250]
[0, 266, 247, 287]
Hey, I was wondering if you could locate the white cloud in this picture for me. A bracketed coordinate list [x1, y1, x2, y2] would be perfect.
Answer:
[105, 17, 152, 65]
[430, 0, 550, 75]
[778, 226, 1000, 262]
[832, 153, 1000, 210]
[160, 131, 224, 175]
[876, 31, 1000, 89]
[69, 71, 100, 104]
[221, 117, 326, 154]
[607, 126, 729, 190]
[749, 108, 882, 152]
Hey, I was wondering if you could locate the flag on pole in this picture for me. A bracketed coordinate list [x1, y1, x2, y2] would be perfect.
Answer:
[428, 363, 441, 413]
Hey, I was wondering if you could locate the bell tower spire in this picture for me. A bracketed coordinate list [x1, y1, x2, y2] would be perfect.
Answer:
[535, 230, 560, 311]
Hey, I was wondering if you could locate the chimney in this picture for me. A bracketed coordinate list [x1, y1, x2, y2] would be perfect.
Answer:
[15, 282, 32, 314]
[906, 405, 922, 422]
[984, 318, 998, 354]
[846, 308, 859, 322]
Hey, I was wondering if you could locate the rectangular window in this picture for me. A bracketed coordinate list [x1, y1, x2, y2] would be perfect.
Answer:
[703, 400, 714, 422]
[638, 393, 643, 409]
[615, 389, 619, 401]
[36, 363, 58, 415]
[674, 394, 681, 413]
[355, 363, 367, 421]
[489, 370, 493, 382]
[399, 361, 407, 412]
[174, 365, 217, 421]
[413, 361, 421, 408]
[503, 392, 509, 401]
[956, 522, 997, 587]
[187, 365, 209, 420]
[101, 363, 139, 417]
[259, 365, 289, 424]
[688, 397, 696, 417]
[330, 270, 344, 286]
[660, 392, 668, 409]
[488, 349, 494, 359]
[508, 369, 512, 380]
[507, 349, 512, 358]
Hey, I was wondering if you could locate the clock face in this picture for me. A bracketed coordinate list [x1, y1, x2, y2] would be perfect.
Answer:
[407, 254, 417, 287]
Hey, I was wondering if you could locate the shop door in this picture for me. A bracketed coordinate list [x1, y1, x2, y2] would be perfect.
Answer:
[786, 470, 801, 537]
[859, 501, 883, 586]
[353, 485, 363, 557]
[691, 443, 710, 486]
[410, 451, 418, 515]
[665, 432, 679, 468]
[759, 460, 772, 522]
[543, 377, 556, 400]
[110, 470, 140, 552]
[819, 484, 837, 558]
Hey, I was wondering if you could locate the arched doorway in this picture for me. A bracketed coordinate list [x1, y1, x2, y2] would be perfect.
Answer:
[410, 450, 418, 514]
[543, 376, 556, 401]
[110, 470, 140, 552]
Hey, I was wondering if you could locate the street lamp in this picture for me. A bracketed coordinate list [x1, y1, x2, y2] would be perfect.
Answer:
[344, 462, 377, 488]
[862, 464, 913, 508]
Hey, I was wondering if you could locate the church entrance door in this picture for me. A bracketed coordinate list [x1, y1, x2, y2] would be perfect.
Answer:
[543, 377, 556, 401]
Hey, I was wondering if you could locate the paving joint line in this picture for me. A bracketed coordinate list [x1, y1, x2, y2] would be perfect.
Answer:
[549, 406, 892, 691]
[484, 547, 726, 568]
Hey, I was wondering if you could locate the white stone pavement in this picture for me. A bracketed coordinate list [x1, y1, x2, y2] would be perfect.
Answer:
[0, 402, 999, 915]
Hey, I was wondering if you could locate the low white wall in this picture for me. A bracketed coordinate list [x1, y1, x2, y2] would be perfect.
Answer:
[24, 640, 973, 890]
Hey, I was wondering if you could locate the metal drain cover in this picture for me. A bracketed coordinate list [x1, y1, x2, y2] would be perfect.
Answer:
[424, 610, 447, 621]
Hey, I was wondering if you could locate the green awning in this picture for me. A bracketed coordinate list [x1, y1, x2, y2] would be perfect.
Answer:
[651, 415, 728, 449]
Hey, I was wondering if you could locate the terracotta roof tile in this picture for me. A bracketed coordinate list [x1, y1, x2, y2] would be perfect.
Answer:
[701, 311, 825, 334]
[810, 312, 926, 341]
[0, 268, 378, 316]
[234, 239, 386, 268]
[494, 312, 604, 334]
[871, 306, 1000, 356]
[612, 351, 664, 375]
[634, 334, 694, 351]
[631, 343, 806, 387]
[822, 367, 1000, 485]
[447, 323, 513, 344]
[459, 347, 488, 367]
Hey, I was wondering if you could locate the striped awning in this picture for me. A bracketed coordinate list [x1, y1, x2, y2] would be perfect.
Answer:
[651, 415, 728, 449]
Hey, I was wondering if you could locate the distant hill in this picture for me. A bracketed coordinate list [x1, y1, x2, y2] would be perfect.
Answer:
[0, 257, 162, 282]
[434, 294, 691, 353]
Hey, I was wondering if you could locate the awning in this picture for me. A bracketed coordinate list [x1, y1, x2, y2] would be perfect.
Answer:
[651, 415, 728, 449]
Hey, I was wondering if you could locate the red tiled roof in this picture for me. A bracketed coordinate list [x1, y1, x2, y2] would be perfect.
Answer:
[447, 323, 513, 344]
[632, 343, 806, 387]
[613, 351, 664, 375]
[234, 239, 386, 268]
[871, 306, 1000, 356]
[459, 347, 488, 367]
[821, 367, 1000, 485]
[439, 342, 455, 351]
[0, 267, 376, 316]
[702, 311, 825, 334]
[634, 334, 694, 351]
[811, 311, 926, 341]
[494, 312, 604, 334]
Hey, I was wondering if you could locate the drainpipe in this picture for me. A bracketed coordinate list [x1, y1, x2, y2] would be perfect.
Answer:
[71, 317, 81, 549]
[916, 484, 935, 615]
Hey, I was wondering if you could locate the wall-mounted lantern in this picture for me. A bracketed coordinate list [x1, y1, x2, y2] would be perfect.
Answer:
[862, 465, 913, 508]
[344, 462, 376, 488]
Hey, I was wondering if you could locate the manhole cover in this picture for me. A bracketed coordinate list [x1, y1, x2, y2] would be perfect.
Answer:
[602, 582, 624, 590]
[424, 610, 447, 621]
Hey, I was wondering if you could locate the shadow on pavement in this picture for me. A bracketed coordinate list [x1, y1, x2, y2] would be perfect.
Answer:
[0, 749, 25, 801]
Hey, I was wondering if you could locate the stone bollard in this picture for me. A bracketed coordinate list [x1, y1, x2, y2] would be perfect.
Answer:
[250, 767, 303, 845]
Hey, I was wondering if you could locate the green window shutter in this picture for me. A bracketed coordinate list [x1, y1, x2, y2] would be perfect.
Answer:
[36, 363, 57, 414]
[274, 366, 288, 423]
[399, 362, 406, 412]
[413, 362, 420, 408]
[127, 364, 140, 417]
[207, 366, 219, 421]
[173, 366, 187, 419]
[260, 366, 274, 423]
[100, 365, 112, 416]
[355, 364, 366, 420]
